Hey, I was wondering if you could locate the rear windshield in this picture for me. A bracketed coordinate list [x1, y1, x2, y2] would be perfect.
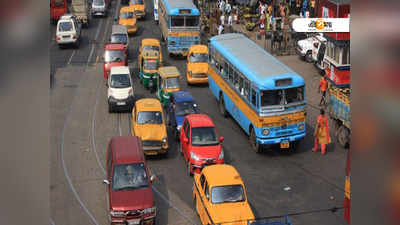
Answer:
[111, 34, 128, 44]
[190, 53, 208, 63]
[93, 0, 104, 6]
[53, 0, 65, 7]
[58, 21, 73, 32]
[165, 77, 179, 89]
[137, 111, 163, 124]
[142, 45, 160, 52]
[175, 101, 197, 116]
[104, 50, 126, 63]
[131, 0, 144, 4]
[144, 60, 158, 70]
[110, 74, 131, 88]
[120, 12, 135, 19]
[211, 185, 245, 204]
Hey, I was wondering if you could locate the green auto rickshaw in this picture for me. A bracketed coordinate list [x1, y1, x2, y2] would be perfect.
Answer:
[156, 66, 181, 106]
[138, 49, 160, 90]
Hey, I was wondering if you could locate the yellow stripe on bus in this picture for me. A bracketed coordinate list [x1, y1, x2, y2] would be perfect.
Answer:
[168, 31, 200, 37]
[345, 176, 351, 199]
[208, 66, 306, 128]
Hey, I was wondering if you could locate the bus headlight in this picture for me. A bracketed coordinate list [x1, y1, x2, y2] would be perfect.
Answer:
[298, 124, 305, 130]
[162, 137, 167, 143]
[262, 128, 270, 136]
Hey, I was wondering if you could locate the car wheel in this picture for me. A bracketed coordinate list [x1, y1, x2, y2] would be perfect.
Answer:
[187, 162, 193, 176]
[305, 51, 313, 63]
[219, 94, 228, 118]
[108, 104, 113, 113]
[250, 127, 262, 153]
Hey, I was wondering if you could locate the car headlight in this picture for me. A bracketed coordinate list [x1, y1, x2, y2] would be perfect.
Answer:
[110, 210, 125, 216]
[218, 150, 224, 160]
[177, 125, 182, 131]
[190, 152, 200, 161]
[142, 207, 156, 214]
[162, 137, 167, 143]
[262, 128, 270, 136]
[298, 123, 305, 130]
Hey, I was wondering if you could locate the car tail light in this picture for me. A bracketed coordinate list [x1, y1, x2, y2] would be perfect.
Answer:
[56, 36, 61, 40]
[72, 35, 77, 39]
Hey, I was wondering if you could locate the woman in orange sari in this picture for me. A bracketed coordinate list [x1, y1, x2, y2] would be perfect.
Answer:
[312, 109, 331, 155]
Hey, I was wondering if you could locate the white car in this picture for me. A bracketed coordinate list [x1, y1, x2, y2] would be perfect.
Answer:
[56, 14, 82, 48]
[296, 33, 325, 63]
[107, 66, 134, 113]
[91, 0, 107, 17]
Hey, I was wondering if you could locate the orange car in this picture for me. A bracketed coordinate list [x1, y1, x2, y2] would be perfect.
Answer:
[192, 164, 255, 225]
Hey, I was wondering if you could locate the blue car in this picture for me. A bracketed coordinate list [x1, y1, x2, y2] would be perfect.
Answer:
[166, 91, 199, 140]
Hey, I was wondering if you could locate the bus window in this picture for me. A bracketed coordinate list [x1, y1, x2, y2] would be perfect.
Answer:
[286, 86, 304, 104]
[251, 89, 258, 108]
[186, 16, 199, 26]
[239, 76, 244, 95]
[227, 65, 233, 83]
[171, 16, 184, 27]
[223, 62, 229, 79]
[233, 71, 239, 90]
[244, 79, 250, 98]
[261, 90, 284, 106]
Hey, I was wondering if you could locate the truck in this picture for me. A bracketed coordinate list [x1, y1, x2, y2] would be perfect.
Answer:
[327, 83, 350, 148]
[70, 0, 91, 27]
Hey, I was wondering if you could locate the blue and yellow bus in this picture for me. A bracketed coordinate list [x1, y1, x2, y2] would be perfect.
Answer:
[208, 33, 306, 153]
[158, 0, 200, 56]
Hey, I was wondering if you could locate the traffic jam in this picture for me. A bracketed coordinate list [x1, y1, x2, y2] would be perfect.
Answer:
[51, 0, 350, 225]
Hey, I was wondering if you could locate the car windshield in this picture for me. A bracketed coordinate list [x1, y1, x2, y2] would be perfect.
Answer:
[144, 60, 158, 70]
[112, 163, 149, 191]
[190, 53, 208, 63]
[110, 74, 131, 88]
[175, 101, 197, 116]
[137, 111, 162, 124]
[104, 50, 125, 62]
[120, 12, 135, 19]
[93, 0, 104, 6]
[261, 86, 304, 106]
[164, 77, 179, 89]
[58, 21, 73, 32]
[131, 0, 144, 4]
[142, 45, 159, 52]
[211, 185, 245, 204]
[191, 127, 219, 146]
[111, 34, 127, 44]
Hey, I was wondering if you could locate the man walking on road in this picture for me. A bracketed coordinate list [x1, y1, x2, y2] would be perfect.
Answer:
[319, 75, 328, 106]
[312, 109, 331, 155]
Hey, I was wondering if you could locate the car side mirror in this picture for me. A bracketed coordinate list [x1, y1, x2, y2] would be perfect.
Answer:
[184, 137, 189, 144]
[219, 136, 224, 142]
[150, 175, 157, 183]
[103, 179, 110, 185]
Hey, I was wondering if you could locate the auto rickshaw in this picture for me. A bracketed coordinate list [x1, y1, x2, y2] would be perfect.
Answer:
[156, 66, 181, 107]
[138, 38, 163, 66]
[138, 49, 160, 90]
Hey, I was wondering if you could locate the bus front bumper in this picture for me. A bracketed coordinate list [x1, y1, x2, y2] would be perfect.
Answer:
[256, 132, 306, 145]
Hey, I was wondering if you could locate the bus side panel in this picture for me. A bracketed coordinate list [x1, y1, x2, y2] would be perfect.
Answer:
[158, 0, 168, 40]
[207, 67, 221, 100]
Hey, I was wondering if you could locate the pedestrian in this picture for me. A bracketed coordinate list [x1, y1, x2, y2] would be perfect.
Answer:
[312, 109, 331, 155]
[228, 13, 233, 29]
[309, 0, 316, 17]
[319, 75, 328, 106]
[219, 0, 225, 13]
[261, 2, 266, 15]
[218, 24, 224, 35]
[225, 1, 231, 14]
[220, 13, 225, 25]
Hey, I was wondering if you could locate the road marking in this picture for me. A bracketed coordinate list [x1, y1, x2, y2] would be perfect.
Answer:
[87, 18, 105, 66]
[118, 113, 122, 136]
[67, 50, 76, 65]
[50, 218, 56, 225]
[91, 80, 106, 174]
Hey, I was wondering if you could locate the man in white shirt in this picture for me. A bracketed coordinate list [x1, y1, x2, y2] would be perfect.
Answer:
[218, 24, 224, 35]
[220, 14, 225, 25]
[228, 13, 233, 32]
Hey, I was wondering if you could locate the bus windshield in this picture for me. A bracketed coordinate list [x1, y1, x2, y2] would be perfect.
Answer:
[131, 0, 144, 4]
[170, 16, 199, 27]
[261, 86, 304, 107]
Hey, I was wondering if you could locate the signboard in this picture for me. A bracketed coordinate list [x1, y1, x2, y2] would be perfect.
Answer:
[179, 9, 191, 14]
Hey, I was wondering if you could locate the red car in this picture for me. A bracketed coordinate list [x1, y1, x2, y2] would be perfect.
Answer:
[103, 43, 127, 80]
[104, 136, 156, 225]
[179, 114, 225, 176]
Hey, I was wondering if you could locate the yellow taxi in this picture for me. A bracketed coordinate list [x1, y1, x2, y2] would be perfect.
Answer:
[139, 38, 163, 65]
[129, 0, 146, 19]
[192, 164, 255, 225]
[131, 98, 168, 156]
[186, 44, 209, 84]
[118, 6, 137, 35]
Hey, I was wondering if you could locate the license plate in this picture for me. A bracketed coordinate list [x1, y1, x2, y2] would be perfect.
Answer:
[127, 219, 141, 225]
[117, 102, 126, 106]
[280, 142, 290, 148]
